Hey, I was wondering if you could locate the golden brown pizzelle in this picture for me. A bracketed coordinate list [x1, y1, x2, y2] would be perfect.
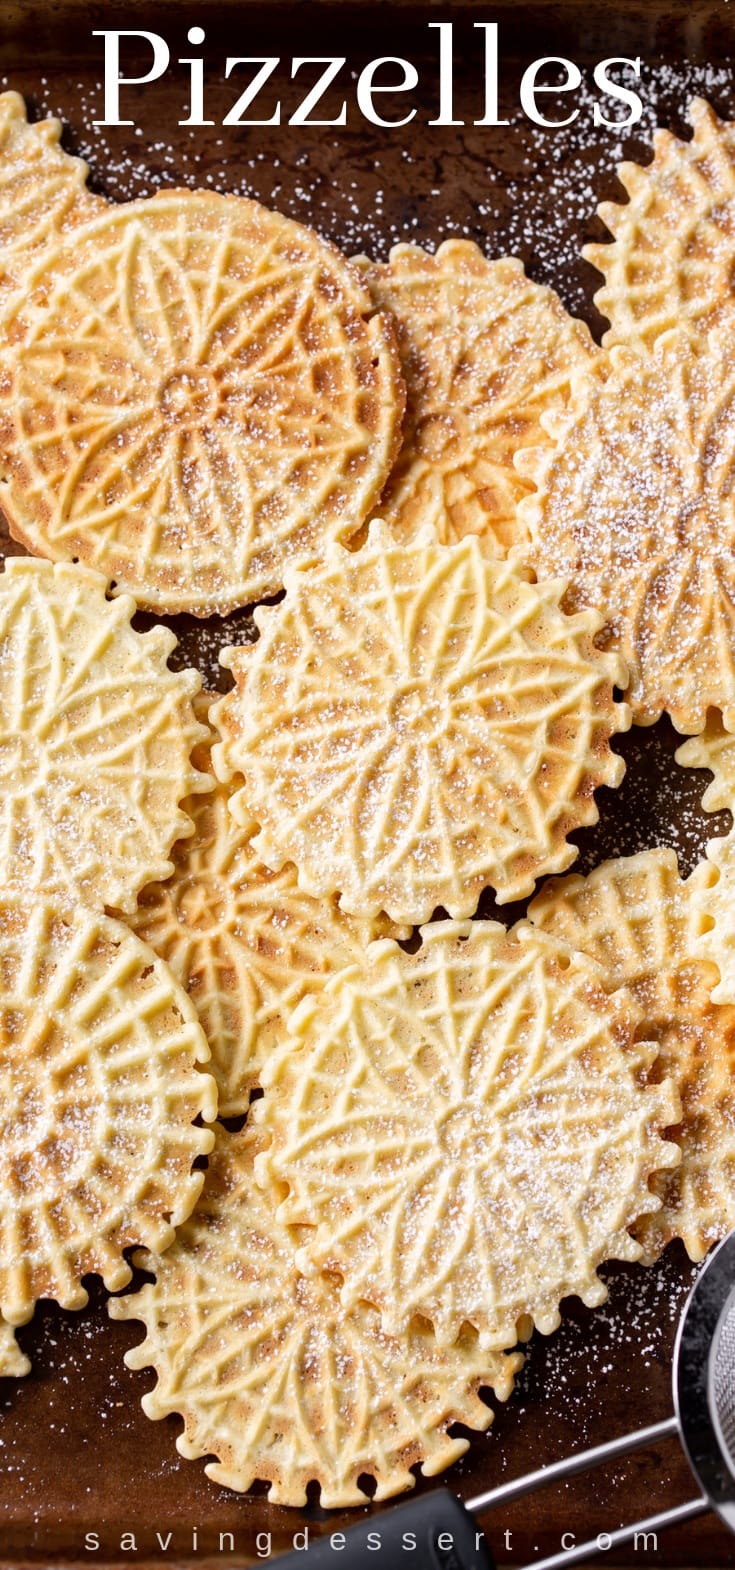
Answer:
[584, 98, 735, 351]
[130, 702, 405, 1116]
[213, 524, 629, 924]
[529, 848, 735, 1264]
[0, 887, 217, 1326]
[517, 326, 735, 732]
[0, 177, 405, 614]
[357, 240, 598, 553]
[255, 921, 680, 1352]
[111, 1126, 522, 1507]
[0, 90, 103, 309]
[0, 557, 209, 913]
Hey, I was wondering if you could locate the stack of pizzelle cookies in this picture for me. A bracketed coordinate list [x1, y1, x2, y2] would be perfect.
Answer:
[0, 86, 734, 1511]
[0, 556, 219, 1379]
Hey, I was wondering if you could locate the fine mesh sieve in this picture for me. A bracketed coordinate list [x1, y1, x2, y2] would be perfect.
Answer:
[710, 1286, 735, 1480]
[273, 1230, 735, 1570]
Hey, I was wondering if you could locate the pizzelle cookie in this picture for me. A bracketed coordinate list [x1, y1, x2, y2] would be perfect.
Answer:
[529, 848, 735, 1264]
[0, 184, 404, 615]
[0, 91, 103, 310]
[130, 705, 404, 1116]
[584, 99, 735, 350]
[677, 717, 735, 1003]
[213, 525, 629, 924]
[110, 1127, 521, 1507]
[0, 888, 217, 1326]
[0, 557, 209, 912]
[254, 922, 680, 1351]
[356, 241, 598, 553]
[0, 1319, 29, 1378]
[517, 326, 735, 732]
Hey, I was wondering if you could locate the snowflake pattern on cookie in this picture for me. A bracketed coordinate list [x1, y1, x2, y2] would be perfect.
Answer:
[359, 241, 597, 552]
[0, 889, 216, 1325]
[131, 712, 403, 1115]
[518, 327, 735, 732]
[111, 1127, 521, 1506]
[584, 99, 735, 350]
[0, 558, 209, 912]
[256, 922, 680, 1350]
[530, 848, 735, 1263]
[213, 525, 629, 924]
[0, 189, 404, 614]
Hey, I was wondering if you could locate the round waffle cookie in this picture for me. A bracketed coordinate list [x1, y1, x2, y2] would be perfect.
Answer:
[0, 557, 209, 912]
[110, 1127, 522, 1507]
[130, 707, 404, 1116]
[677, 717, 735, 1004]
[529, 848, 735, 1264]
[0, 1319, 29, 1378]
[0, 92, 103, 311]
[0, 189, 404, 615]
[357, 241, 598, 553]
[584, 98, 735, 350]
[0, 888, 217, 1326]
[517, 327, 735, 732]
[213, 524, 629, 925]
[255, 922, 680, 1351]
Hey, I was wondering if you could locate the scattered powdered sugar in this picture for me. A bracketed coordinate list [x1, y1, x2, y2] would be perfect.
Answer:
[514, 1251, 698, 1440]
[0, 42, 731, 1538]
[14, 59, 735, 329]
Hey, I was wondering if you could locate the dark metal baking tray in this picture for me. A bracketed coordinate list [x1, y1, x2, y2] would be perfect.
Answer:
[1, 2, 735, 1564]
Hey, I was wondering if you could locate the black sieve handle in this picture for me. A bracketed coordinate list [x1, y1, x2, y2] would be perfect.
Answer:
[272, 1489, 492, 1570]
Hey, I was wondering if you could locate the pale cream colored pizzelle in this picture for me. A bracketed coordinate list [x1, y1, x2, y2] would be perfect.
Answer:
[529, 848, 735, 1264]
[584, 98, 735, 350]
[0, 558, 209, 913]
[677, 716, 735, 1004]
[213, 524, 629, 925]
[0, 91, 103, 311]
[130, 708, 404, 1116]
[110, 1127, 522, 1507]
[0, 176, 404, 616]
[255, 922, 680, 1351]
[517, 326, 735, 733]
[0, 888, 217, 1326]
[0, 1318, 29, 1378]
[356, 241, 598, 553]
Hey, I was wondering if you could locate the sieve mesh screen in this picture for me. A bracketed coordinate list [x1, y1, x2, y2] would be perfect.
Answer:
[711, 1287, 735, 1471]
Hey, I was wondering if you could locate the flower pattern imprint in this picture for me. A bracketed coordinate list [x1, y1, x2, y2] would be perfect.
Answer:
[131, 713, 403, 1116]
[111, 1127, 521, 1507]
[529, 848, 735, 1264]
[584, 98, 735, 351]
[359, 241, 599, 553]
[0, 191, 403, 614]
[0, 891, 216, 1326]
[256, 922, 680, 1351]
[517, 326, 735, 732]
[0, 558, 208, 913]
[213, 524, 629, 924]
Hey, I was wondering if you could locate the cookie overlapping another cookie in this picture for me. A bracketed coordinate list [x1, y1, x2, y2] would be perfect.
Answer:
[0, 557, 209, 912]
[584, 98, 735, 351]
[130, 703, 404, 1117]
[358, 240, 598, 554]
[0, 888, 216, 1327]
[0, 186, 405, 615]
[254, 921, 680, 1352]
[530, 848, 735, 1264]
[111, 1126, 522, 1506]
[213, 524, 629, 924]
